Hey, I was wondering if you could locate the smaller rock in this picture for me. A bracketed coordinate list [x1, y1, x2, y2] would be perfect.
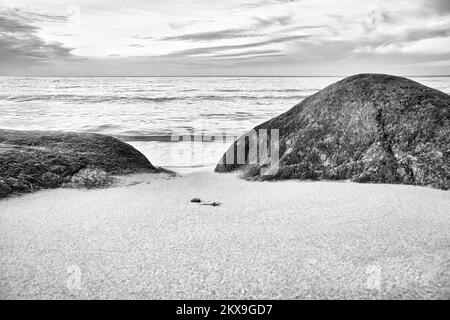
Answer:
[0, 180, 12, 198]
[190, 198, 201, 203]
[70, 168, 116, 189]
[201, 201, 221, 207]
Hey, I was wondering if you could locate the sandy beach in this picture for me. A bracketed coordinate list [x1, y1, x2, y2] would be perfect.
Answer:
[0, 168, 449, 299]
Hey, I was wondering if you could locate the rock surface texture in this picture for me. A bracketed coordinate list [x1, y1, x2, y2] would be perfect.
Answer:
[215, 74, 450, 190]
[0, 130, 158, 198]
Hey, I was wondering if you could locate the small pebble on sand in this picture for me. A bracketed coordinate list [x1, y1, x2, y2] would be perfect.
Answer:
[201, 202, 221, 207]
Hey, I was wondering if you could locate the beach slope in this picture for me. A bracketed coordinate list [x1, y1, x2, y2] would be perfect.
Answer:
[1, 170, 449, 299]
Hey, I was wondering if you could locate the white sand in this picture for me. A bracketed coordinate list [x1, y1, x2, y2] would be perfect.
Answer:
[0, 169, 449, 299]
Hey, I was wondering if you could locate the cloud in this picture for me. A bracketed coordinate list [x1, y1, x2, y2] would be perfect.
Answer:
[252, 14, 293, 27]
[0, 7, 72, 70]
[401, 26, 450, 42]
[280, 24, 328, 32]
[211, 49, 282, 58]
[358, 36, 450, 56]
[353, 19, 450, 56]
[1, 0, 450, 76]
[167, 18, 216, 30]
[161, 28, 262, 42]
[15, 10, 67, 23]
[160, 14, 295, 42]
[426, 0, 450, 15]
[159, 35, 310, 58]
[401, 36, 450, 55]
[0, 14, 37, 33]
[239, 0, 302, 9]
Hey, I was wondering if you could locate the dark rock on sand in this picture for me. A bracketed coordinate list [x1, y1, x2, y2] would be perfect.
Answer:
[0, 129, 158, 198]
[201, 201, 221, 207]
[215, 74, 450, 190]
[191, 198, 202, 203]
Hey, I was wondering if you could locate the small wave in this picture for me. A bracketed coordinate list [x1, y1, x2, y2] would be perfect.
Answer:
[217, 89, 303, 93]
[1, 94, 180, 103]
[81, 124, 121, 132]
[117, 135, 175, 142]
[55, 85, 83, 89]
[188, 94, 307, 100]
[199, 111, 259, 119]
[0, 94, 308, 103]
[117, 134, 237, 142]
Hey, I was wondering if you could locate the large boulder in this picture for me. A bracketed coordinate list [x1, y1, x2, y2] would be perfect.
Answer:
[0, 130, 158, 198]
[215, 74, 450, 190]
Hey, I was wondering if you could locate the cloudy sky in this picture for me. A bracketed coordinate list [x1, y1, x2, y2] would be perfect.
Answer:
[1, 0, 449, 76]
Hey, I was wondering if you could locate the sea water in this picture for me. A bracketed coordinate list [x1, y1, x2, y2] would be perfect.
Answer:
[1, 76, 449, 167]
